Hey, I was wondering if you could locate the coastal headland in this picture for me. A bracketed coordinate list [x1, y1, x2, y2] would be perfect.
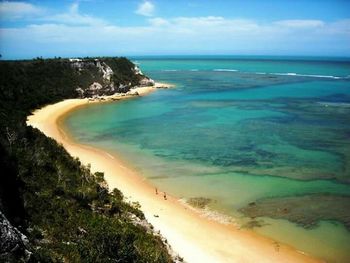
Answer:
[27, 84, 322, 263]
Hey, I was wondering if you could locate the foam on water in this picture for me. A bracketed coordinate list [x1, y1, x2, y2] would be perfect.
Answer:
[272, 72, 342, 79]
[170, 68, 346, 79]
[213, 69, 238, 72]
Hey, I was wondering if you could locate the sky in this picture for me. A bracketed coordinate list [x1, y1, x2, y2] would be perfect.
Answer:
[0, 0, 349, 59]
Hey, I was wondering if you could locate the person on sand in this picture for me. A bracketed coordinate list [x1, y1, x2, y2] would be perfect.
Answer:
[155, 188, 158, 195]
[273, 241, 280, 252]
[163, 192, 167, 200]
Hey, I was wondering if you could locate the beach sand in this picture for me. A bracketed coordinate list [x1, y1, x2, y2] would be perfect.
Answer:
[27, 85, 322, 263]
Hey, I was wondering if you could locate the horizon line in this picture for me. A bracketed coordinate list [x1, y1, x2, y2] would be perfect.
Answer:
[2, 54, 350, 61]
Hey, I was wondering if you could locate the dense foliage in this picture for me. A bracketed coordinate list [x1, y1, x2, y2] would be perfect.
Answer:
[103, 57, 142, 87]
[0, 58, 173, 262]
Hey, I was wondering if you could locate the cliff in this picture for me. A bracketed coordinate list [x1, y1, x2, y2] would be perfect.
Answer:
[69, 57, 155, 97]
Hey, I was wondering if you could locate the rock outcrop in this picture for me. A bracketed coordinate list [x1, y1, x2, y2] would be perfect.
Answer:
[139, 76, 155, 87]
[96, 61, 113, 82]
[70, 57, 155, 98]
[0, 211, 31, 262]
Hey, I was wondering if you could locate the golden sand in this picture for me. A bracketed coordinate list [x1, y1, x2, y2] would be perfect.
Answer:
[27, 85, 322, 263]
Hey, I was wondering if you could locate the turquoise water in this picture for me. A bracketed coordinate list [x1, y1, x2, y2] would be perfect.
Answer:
[65, 56, 350, 262]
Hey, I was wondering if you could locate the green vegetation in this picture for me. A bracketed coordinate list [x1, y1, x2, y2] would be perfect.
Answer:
[104, 57, 143, 87]
[0, 58, 174, 262]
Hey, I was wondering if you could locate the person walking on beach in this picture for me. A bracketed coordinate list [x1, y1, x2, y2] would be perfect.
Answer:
[163, 192, 167, 200]
[155, 188, 158, 195]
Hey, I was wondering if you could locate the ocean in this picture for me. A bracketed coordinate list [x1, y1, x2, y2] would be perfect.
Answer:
[64, 56, 350, 263]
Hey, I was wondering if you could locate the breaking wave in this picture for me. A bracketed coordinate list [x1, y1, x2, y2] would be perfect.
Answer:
[271, 72, 343, 79]
[213, 69, 238, 72]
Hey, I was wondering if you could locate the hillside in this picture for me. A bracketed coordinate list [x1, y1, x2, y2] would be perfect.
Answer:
[0, 57, 175, 262]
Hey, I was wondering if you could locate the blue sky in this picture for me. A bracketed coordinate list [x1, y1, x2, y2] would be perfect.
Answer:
[0, 0, 349, 59]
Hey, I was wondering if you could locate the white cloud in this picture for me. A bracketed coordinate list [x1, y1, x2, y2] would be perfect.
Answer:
[135, 1, 155, 17]
[275, 19, 324, 28]
[44, 2, 107, 26]
[1, 12, 349, 57]
[4, 17, 349, 43]
[173, 16, 225, 26]
[323, 19, 350, 35]
[148, 17, 169, 27]
[0, 1, 43, 19]
[170, 17, 260, 32]
[69, 2, 79, 14]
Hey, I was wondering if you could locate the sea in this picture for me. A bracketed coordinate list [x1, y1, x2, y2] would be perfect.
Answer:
[64, 56, 350, 263]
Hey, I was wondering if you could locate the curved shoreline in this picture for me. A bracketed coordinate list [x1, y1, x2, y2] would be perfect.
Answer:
[27, 89, 322, 263]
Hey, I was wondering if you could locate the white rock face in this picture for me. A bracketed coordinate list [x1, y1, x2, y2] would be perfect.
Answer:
[134, 65, 143, 75]
[70, 60, 95, 72]
[0, 211, 31, 261]
[69, 58, 82, 62]
[88, 82, 103, 91]
[75, 87, 85, 98]
[139, 77, 155, 87]
[96, 61, 113, 82]
[119, 83, 127, 89]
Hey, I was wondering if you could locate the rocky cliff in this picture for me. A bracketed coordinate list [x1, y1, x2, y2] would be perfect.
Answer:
[70, 57, 155, 98]
[0, 211, 31, 262]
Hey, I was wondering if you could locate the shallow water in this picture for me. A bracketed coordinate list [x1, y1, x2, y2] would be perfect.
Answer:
[65, 56, 350, 263]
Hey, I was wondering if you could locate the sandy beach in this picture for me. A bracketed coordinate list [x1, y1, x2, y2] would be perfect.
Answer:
[27, 85, 322, 263]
